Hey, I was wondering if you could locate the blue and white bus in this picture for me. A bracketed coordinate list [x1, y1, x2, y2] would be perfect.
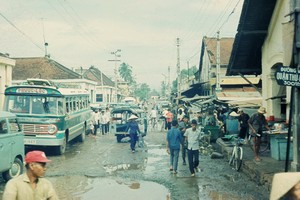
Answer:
[3, 79, 92, 155]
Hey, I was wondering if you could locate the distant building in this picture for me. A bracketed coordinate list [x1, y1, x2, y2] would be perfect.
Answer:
[0, 53, 15, 110]
[11, 57, 97, 103]
[78, 66, 117, 104]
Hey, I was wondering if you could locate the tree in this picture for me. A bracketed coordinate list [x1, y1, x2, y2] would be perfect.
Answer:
[161, 81, 166, 97]
[134, 83, 151, 101]
[119, 63, 134, 84]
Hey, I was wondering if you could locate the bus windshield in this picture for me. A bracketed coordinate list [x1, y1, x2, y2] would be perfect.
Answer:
[4, 95, 64, 115]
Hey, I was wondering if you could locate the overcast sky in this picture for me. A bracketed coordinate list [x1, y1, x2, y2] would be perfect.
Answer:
[0, 0, 243, 90]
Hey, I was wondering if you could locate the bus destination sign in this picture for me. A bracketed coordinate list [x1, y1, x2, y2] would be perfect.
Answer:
[16, 88, 47, 94]
[275, 66, 300, 87]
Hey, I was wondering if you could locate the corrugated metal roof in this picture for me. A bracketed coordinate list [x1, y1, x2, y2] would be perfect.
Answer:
[226, 0, 277, 76]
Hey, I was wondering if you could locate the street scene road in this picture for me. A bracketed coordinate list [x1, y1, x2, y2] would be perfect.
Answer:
[0, 126, 269, 200]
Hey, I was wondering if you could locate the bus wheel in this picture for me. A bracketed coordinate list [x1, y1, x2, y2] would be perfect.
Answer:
[54, 136, 67, 155]
[77, 125, 86, 142]
[2, 157, 23, 181]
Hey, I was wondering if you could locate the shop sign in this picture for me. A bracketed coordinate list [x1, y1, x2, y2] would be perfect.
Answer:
[275, 66, 300, 87]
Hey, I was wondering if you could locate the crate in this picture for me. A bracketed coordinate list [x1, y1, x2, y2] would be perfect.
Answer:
[270, 134, 293, 161]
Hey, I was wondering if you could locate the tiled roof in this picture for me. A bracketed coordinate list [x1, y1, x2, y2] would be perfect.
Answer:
[204, 37, 234, 66]
[13, 57, 81, 80]
[83, 66, 115, 87]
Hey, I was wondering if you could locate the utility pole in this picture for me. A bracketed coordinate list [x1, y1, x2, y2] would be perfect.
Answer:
[162, 74, 167, 98]
[41, 18, 49, 58]
[176, 38, 181, 104]
[216, 31, 222, 92]
[187, 60, 190, 82]
[108, 49, 121, 102]
[290, 0, 300, 172]
[168, 66, 171, 98]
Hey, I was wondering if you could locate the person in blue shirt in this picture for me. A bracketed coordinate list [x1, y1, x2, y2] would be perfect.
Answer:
[125, 114, 141, 153]
[166, 120, 182, 174]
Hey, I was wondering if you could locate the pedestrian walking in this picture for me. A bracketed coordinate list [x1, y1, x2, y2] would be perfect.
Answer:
[177, 106, 185, 122]
[150, 107, 157, 129]
[237, 109, 250, 139]
[166, 120, 182, 174]
[248, 106, 271, 162]
[166, 109, 174, 130]
[99, 110, 105, 135]
[103, 107, 110, 134]
[3, 150, 58, 200]
[178, 115, 190, 165]
[91, 110, 100, 138]
[125, 114, 141, 153]
[184, 119, 202, 177]
[162, 108, 168, 130]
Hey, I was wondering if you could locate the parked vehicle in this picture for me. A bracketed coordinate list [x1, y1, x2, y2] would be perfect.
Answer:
[4, 79, 92, 155]
[110, 107, 147, 142]
[0, 111, 24, 181]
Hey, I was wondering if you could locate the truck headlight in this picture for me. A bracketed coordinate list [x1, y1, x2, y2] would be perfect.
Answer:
[48, 124, 58, 134]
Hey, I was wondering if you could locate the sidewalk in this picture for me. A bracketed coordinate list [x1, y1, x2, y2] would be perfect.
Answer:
[215, 138, 287, 191]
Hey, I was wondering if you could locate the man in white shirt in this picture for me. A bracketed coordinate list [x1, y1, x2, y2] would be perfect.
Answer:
[150, 107, 157, 128]
[91, 110, 100, 137]
[103, 108, 111, 134]
[184, 119, 201, 177]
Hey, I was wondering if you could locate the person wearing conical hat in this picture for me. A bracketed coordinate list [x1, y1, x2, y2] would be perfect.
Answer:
[125, 114, 140, 153]
[248, 106, 271, 162]
[270, 172, 300, 200]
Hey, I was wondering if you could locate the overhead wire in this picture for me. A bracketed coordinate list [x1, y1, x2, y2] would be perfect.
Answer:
[185, 0, 242, 63]
[204, 0, 236, 37]
[57, 0, 110, 53]
[0, 12, 44, 52]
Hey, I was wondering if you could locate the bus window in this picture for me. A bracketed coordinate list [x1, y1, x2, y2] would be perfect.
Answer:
[0, 120, 7, 134]
[32, 97, 44, 114]
[58, 100, 64, 115]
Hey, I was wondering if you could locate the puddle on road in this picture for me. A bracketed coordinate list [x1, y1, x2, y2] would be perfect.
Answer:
[74, 178, 170, 200]
[102, 148, 166, 174]
[103, 163, 145, 174]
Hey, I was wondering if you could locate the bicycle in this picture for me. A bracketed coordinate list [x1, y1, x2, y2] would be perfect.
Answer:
[229, 137, 244, 171]
[148, 117, 158, 132]
[248, 130, 272, 154]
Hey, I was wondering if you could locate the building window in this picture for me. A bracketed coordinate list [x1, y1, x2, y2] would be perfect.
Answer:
[96, 94, 103, 102]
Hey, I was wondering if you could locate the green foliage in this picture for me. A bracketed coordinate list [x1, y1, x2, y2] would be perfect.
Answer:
[118, 63, 135, 84]
[134, 83, 151, 101]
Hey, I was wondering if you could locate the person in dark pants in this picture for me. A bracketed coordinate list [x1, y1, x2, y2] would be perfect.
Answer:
[184, 119, 201, 177]
[238, 109, 250, 139]
[178, 115, 190, 165]
[125, 114, 141, 153]
[248, 107, 271, 162]
[166, 120, 182, 174]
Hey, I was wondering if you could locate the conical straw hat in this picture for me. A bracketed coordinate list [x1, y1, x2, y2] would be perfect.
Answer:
[270, 172, 300, 200]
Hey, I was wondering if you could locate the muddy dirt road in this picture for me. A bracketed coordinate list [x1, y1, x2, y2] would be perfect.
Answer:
[0, 128, 269, 200]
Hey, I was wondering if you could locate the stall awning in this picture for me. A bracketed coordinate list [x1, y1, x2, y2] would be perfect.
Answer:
[216, 91, 261, 101]
[180, 94, 211, 103]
